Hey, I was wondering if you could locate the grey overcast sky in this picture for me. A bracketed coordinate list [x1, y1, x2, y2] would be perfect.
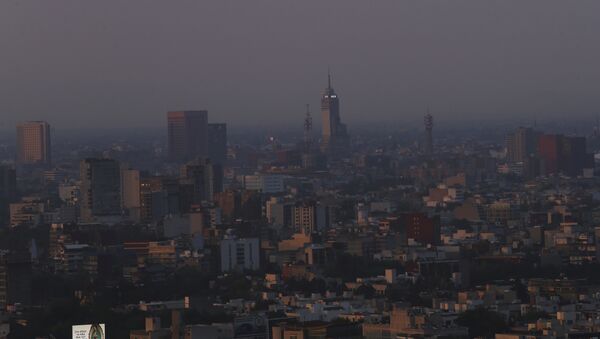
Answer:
[1, 0, 600, 130]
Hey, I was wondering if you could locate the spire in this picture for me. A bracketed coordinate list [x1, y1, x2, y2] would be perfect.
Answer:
[327, 67, 332, 89]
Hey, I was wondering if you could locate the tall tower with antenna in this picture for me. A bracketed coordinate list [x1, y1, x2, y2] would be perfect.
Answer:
[321, 69, 348, 153]
[424, 111, 433, 155]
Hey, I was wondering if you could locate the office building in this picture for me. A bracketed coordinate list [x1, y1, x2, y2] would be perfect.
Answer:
[9, 199, 45, 227]
[0, 251, 32, 308]
[139, 175, 202, 224]
[320, 72, 348, 153]
[506, 127, 538, 163]
[220, 237, 260, 272]
[403, 213, 440, 246]
[266, 197, 293, 228]
[561, 136, 591, 177]
[241, 174, 285, 193]
[55, 244, 98, 276]
[0, 166, 17, 227]
[240, 190, 262, 221]
[121, 168, 141, 221]
[167, 111, 208, 162]
[123, 240, 177, 270]
[538, 134, 592, 177]
[180, 159, 223, 207]
[292, 201, 330, 235]
[214, 190, 239, 222]
[139, 177, 172, 223]
[80, 158, 122, 222]
[537, 134, 560, 175]
[208, 123, 227, 166]
[16, 121, 51, 166]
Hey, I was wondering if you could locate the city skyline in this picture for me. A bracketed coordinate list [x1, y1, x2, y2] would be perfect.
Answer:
[4, 2, 600, 338]
[1, 0, 600, 129]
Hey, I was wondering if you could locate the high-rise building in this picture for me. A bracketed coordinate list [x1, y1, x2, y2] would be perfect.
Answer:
[214, 190, 240, 222]
[241, 174, 285, 193]
[80, 158, 122, 222]
[180, 159, 223, 208]
[561, 136, 591, 177]
[207, 123, 227, 166]
[292, 201, 330, 235]
[402, 213, 440, 246]
[0, 251, 32, 308]
[0, 166, 17, 227]
[139, 176, 178, 223]
[265, 197, 293, 228]
[537, 134, 592, 177]
[506, 127, 538, 163]
[121, 168, 141, 221]
[240, 190, 262, 221]
[320, 72, 348, 153]
[220, 237, 260, 272]
[9, 199, 45, 227]
[167, 111, 208, 162]
[16, 121, 51, 166]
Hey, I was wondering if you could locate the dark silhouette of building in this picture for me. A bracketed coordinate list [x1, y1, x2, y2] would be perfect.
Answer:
[214, 190, 240, 223]
[0, 166, 17, 227]
[167, 111, 208, 162]
[538, 134, 592, 177]
[207, 123, 227, 166]
[561, 136, 590, 177]
[140, 176, 178, 223]
[80, 158, 122, 222]
[538, 134, 560, 175]
[0, 251, 32, 308]
[506, 127, 538, 163]
[214, 189, 261, 222]
[402, 213, 440, 246]
[180, 159, 223, 209]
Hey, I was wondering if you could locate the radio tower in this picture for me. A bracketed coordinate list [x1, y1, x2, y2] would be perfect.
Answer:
[304, 104, 312, 152]
[424, 111, 433, 155]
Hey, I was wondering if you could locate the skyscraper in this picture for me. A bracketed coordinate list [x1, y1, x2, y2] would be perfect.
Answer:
[16, 121, 51, 166]
[121, 168, 141, 221]
[506, 127, 538, 163]
[167, 111, 208, 162]
[80, 158, 122, 222]
[537, 134, 592, 177]
[320, 72, 348, 153]
[207, 123, 227, 166]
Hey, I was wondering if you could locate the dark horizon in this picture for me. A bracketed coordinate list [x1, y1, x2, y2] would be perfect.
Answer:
[1, 116, 598, 141]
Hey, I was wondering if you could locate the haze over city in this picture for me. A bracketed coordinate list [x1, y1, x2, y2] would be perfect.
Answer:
[2, 0, 600, 130]
[4, 2, 600, 339]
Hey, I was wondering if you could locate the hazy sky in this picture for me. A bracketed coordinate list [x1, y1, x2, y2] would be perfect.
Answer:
[1, 0, 600, 130]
